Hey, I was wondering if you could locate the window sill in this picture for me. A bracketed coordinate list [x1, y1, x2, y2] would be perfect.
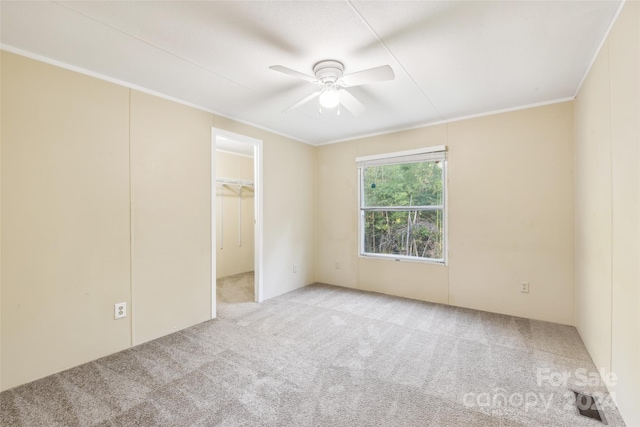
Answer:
[359, 253, 447, 266]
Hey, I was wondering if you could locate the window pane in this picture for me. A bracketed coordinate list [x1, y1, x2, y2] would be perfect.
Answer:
[364, 210, 443, 259]
[363, 161, 443, 207]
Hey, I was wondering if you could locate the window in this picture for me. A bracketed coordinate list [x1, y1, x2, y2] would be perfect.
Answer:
[357, 147, 447, 263]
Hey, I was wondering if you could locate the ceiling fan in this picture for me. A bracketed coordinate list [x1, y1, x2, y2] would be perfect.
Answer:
[269, 60, 395, 116]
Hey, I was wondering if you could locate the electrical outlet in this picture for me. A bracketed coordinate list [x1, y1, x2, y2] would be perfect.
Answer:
[114, 302, 126, 319]
[293, 264, 297, 273]
[520, 281, 530, 293]
[335, 262, 340, 270]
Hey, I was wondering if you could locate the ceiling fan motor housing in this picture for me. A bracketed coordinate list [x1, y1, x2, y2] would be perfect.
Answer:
[313, 60, 344, 84]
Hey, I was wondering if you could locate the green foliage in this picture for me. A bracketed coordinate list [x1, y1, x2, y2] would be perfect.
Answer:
[363, 161, 443, 207]
[362, 161, 444, 259]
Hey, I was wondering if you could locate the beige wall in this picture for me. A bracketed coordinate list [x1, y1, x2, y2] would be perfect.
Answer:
[130, 91, 214, 345]
[316, 102, 575, 325]
[448, 104, 575, 324]
[0, 48, 3, 390]
[0, 52, 316, 390]
[1, 52, 132, 390]
[215, 151, 255, 278]
[574, 1, 640, 425]
[574, 33, 613, 382]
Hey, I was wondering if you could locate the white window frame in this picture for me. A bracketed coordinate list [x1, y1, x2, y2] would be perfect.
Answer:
[357, 146, 448, 265]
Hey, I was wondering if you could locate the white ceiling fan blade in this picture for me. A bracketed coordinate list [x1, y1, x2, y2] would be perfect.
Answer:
[269, 65, 317, 83]
[339, 90, 366, 116]
[341, 65, 395, 87]
[283, 91, 321, 113]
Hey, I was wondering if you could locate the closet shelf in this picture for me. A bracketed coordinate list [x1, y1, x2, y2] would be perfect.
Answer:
[216, 177, 254, 187]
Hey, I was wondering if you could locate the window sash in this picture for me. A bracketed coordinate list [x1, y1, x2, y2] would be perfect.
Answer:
[358, 150, 447, 264]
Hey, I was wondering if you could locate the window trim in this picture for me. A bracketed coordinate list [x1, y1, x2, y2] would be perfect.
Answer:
[355, 145, 447, 164]
[357, 147, 448, 265]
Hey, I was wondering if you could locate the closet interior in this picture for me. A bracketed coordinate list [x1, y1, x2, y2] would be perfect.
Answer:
[215, 145, 255, 310]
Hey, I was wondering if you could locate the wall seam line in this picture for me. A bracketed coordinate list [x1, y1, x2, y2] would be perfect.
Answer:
[607, 44, 614, 378]
[446, 122, 450, 306]
[129, 89, 135, 348]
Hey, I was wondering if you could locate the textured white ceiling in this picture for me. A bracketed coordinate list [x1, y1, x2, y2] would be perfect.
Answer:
[0, 1, 622, 145]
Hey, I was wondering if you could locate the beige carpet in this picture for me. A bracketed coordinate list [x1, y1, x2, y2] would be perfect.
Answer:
[0, 282, 625, 426]
[217, 270, 254, 302]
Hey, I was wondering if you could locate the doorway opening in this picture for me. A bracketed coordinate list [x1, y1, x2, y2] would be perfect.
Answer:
[211, 128, 263, 319]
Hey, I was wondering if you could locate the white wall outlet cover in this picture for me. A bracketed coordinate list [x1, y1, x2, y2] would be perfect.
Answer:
[114, 302, 127, 319]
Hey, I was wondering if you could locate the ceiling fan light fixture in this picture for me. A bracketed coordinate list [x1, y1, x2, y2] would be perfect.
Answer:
[319, 86, 340, 109]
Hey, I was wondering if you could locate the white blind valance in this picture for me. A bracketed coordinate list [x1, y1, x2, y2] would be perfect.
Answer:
[356, 145, 447, 167]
